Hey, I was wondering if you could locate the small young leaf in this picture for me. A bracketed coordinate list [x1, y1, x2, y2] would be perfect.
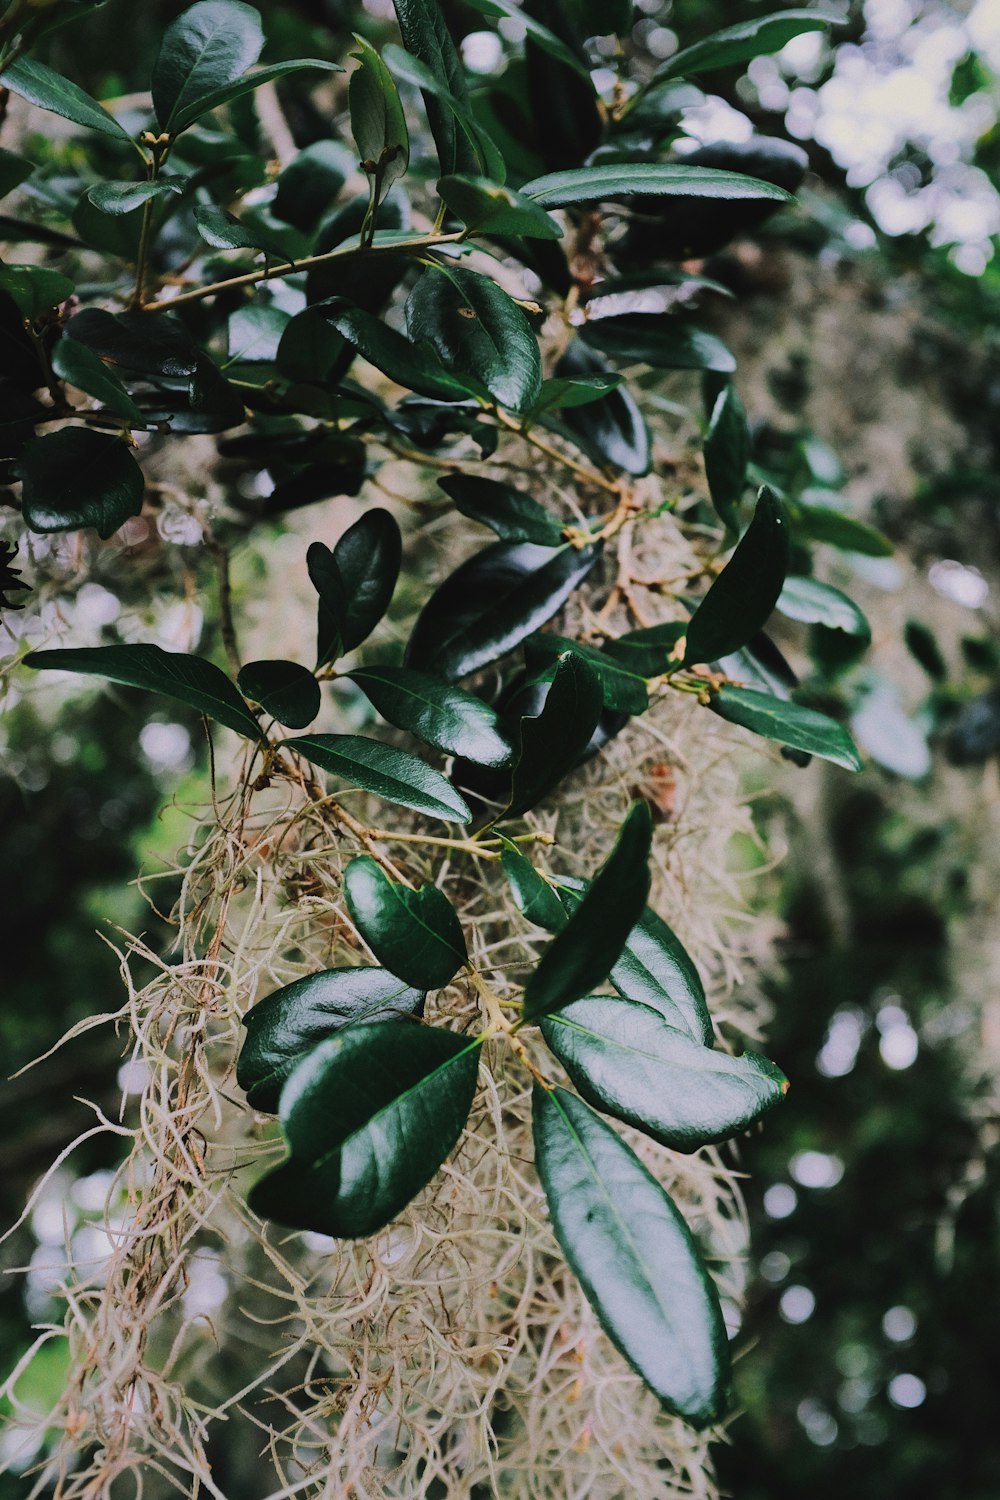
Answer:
[406, 265, 542, 414]
[286, 734, 472, 823]
[500, 843, 568, 931]
[506, 653, 604, 819]
[16, 428, 143, 538]
[390, 0, 481, 176]
[87, 178, 186, 215]
[438, 474, 564, 547]
[194, 203, 289, 258]
[532, 1085, 729, 1424]
[249, 1022, 479, 1237]
[602, 622, 687, 678]
[581, 316, 735, 374]
[152, 0, 264, 133]
[350, 35, 409, 202]
[50, 338, 142, 423]
[343, 855, 468, 988]
[405, 539, 600, 681]
[237, 660, 320, 729]
[522, 162, 794, 208]
[520, 801, 652, 1023]
[437, 174, 561, 240]
[704, 384, 750, 530]
[524, 634, 649, 716]
[657, 8, 841, 81]
[239, 966, 425, 1112]
[541, 998, 787, 1151]
[708, 685, 863, 771]
[684, 487, 789, 666]
[23, 643, 264, 740]
[776, 575, 871, 640]
[306, 507, 402, 665]
[0, 263, 74, 320]
[3, 55, 134, 143]
[348, 665, 513, 767]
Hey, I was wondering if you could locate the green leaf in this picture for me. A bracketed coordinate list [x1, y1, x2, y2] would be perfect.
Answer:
[307, 507, 401, 666]
[905, 619, 947, 682]
[776, 575, 871, 640]
[50, 338, 142, 423]
[521, 801, 652, 1023]
[708, 685, 863, 771]
[151, 0, 263, 133]
[171, 58, 342, 136]
[531, 373, 624, 413]
[317, 297, 480, 403]
[437, 174, 561, 240]
[15, 428, 143, 538]
[438, 474, 564, 547]
[348, 666, 512, 768]
[64, 308, 199, 376]
[0, 263, 74, 320]
[350, 35, 409, 202]
[193, 203, 289, 258]
[227, 303, 289, 362]
[0, 150, 34, 199]
[238, 966, 425, 1112]
[704, 384, 750, 531]
[384, 7, 483, 177]
[23, 643, 264, 740]
[602, 622, 686, 678]
[406, 265, 542, 414]
[524, 633, 648, 716]
[549, 343, 650, 477]
[684, 487, 788, 666]
[87, 178, 185, 215]
[249, 1022, 479, 1237]
[850, 678, 930, 780]
[500, 842, 568, 931]
[3, 56, 135, 143]
[581, 316, 735, 374]
[657, 8, 841, 81]
[237, 660, 320, 729]
[532, 1085, 729, 1423]
[541, 998, 787, 1151]
[273, 139, 354, 230]
[462, 0, 592, 79]
[506, 653, 604, 818]
[552, 878, 712, 1042]
[286, 734, 472, 823]
[275, 307, 348, 385]
[796, 500, 893, 557]
[384, 42, 503, 182]
[405, 539, 600, 681]
[522, 162, 795, 208]
[343, 855, 468, 988]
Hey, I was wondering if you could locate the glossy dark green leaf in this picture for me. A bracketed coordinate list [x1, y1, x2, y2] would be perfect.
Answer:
[188, 350, 245, 431]
[531, 373, 623, 413]
[406, 265, 542, 414]
[23, 643, 264, 740]
[602, 622, 686, 678]
[350, 34, 409, 201]
[581, 316, 735, 374]
[708, 685, 863, 771]
[152, 0, 263, 132]
[344, 855, 468, 988]
[227, 303, 289, 362]
[541, 997, 787, 1150]
[249, 1021, 479, 1237]
[238, 966, 425, 1112]
[194, 203, 289, 258]
[87, 178, 185, 215]
[796, 500, 893, 557]
[522, 162, 794, 208]
[500, 842, 568, 931]
[684, 487, 788, 666]
[287, 735, 471, 823]
[273, 140, 354, 231]
[317, 297, 479, 403]
[72, 189, 142, 259]
[437, 174, 561, 240]
[349, 665, 512, 767]
[551, 342, 651, 477]
[64, 308, 199, 376]
[3, 56, 135, 143]
[237, 660, 320, 729]
[0, 149, 32, 199]
[506, 653, 604, 819]
[172, 59, 342, 136]
[776, 575, 871, 640]
[463, 0, 591, 78]
[275, 307, 348, 385]
[306, 507, 402, 667]
[0, 263, 74, 319]
[532, 1085, 729, 1423]
[704, 384, 749, 530]
[390, 0, 481, 175]
[525, 633, 648, 715]
[16, 428, 143, 538]
[438, 474, 564, 546]
[521, 0, 602, 174]
[50, 338, 142, 423]
[384, 42, 503, 181]
[657, 8, 840, 81]
[406, 538, 600, 681]
[521, 802, 652, 1023]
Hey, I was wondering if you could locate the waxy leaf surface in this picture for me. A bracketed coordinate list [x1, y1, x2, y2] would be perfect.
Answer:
[343, 855, 468, 989]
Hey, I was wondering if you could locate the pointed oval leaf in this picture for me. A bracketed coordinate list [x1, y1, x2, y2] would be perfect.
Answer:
[704, 383, 750, 530]
[311, 506, 402, 668]
[65, 308, 199, 376]
[657, 9, 841, 81]
[506, 653, 604, 819]
[500, 842, 568, 932]
[406, 265, 542, 414]
[170, 58, 342, 136]
[405, 539, 601, 681]
[541, 997, 787, 1150]
[194, 203, 289, 258]
[524, 633, 648, 716]
[317, 297, 479, 403]
[0, 263, 74, 320]
[522, 162, 794, 208]
[50, 338, 142, 423]
[15, 428, 144, 538]
[684, 487, 789, 666]
[237, 659, 320, 729]
[350, 35, 409, 201]
[87, 178, 186, 215]
[382, 33, 495, 178]
[3, 56, 134, 143]
[602, 622, 686, 678]
[776, 575, 871, 640]
[343, 855, 468, 989]
[551, 342, 650, 477]
[438, 474, 564, 547]
[795, 501, 893, 557]
[239, 967, 425, 1112]
[581, 316, 735, 374]
[348, 665, 513, 768]
[152, 0, 263, 133]
[521, 802, 652, 1023]
[533, 1085, 729, 1423]
[438, 173, 561, 239]
[708, 685, 862, 771]
[287, 734, 471, 823]
[0, 149, 33, 199]
[23, 643, 264, 740]
[249, 1021, 479, 1237]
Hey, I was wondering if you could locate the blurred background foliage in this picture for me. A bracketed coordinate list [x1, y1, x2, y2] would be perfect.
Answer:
[2, 0, 999, 1493]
